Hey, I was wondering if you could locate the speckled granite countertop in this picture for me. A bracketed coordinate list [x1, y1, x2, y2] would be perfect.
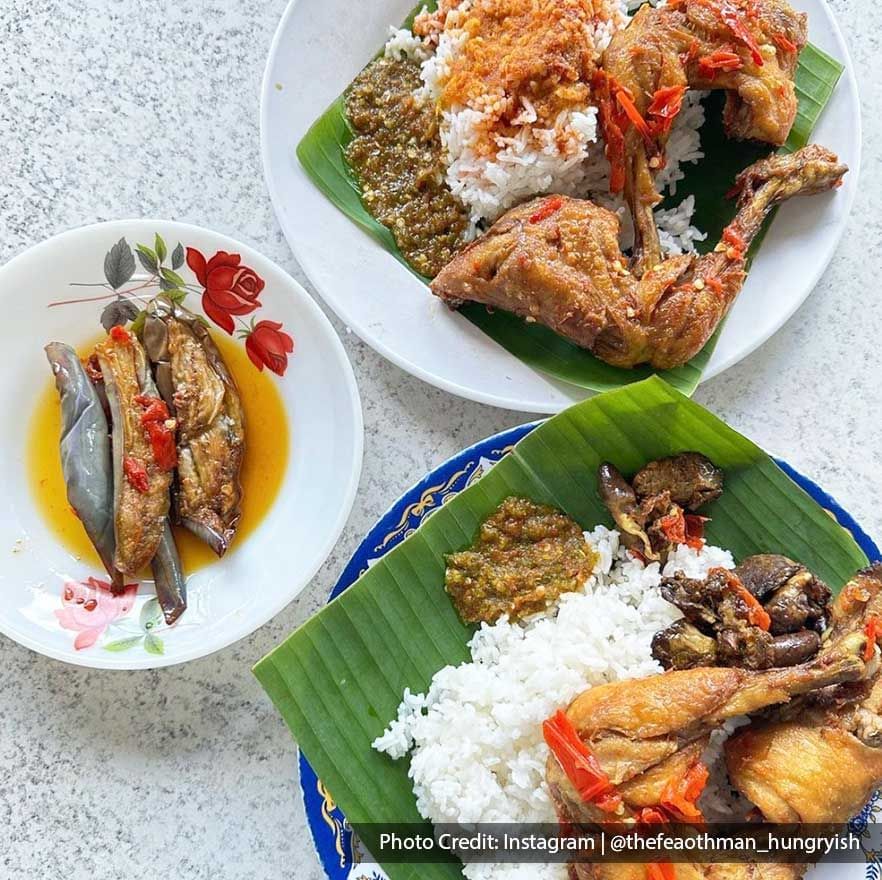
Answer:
[1, 0, 880, 877]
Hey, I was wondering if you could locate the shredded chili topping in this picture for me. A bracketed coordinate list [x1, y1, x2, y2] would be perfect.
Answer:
[717, 0, 764, 65]
[660, 761, 709, 823]
[698, 48, 744, 77]
[715, 568, 771, 631]
[864, 617, 882, 662]
[615, 87, 653, 141]
[722, 226, 747, 259]
[679, 38, 700, 67]
[543, 710, 622, 813]
[593, 71, 628, 193]
[657, 509, 707, 550]
[110, 325, 132, 343]
[529, 196, 565, 224]
[647, 85, 688, 136]
[706, 277, 724, 297]
[123, 457, 150, 493]
[134, 394, 178, 471]
[772, 32, 798, 53]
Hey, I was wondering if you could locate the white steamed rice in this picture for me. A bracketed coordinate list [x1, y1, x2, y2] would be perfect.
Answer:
[383, 1, 708, 254]
[370, 525, 739, 880]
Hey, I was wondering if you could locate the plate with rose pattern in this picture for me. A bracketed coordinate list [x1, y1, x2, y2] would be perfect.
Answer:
[0, 220, 363, 669]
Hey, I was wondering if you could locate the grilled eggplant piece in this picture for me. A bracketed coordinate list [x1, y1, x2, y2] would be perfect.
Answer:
[142, 296, 245, 556]
[45, 342, 122, 589]
[151, 521, 187, 625]
[95, 329, 175, 575]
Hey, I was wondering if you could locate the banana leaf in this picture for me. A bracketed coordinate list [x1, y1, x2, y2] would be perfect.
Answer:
[254, 376, 868, 880]
[297, 7, 843, 395]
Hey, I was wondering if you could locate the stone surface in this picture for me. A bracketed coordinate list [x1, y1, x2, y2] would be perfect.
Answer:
[0, 0, 879, 877]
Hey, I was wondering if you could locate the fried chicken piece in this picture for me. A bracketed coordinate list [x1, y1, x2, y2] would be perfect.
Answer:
[545, 630, 869, 826]
[432, 146, 846, 369]
[601, 0, 807, 273]
[726, 565, 882, 822]
[549, 584, 873, 880]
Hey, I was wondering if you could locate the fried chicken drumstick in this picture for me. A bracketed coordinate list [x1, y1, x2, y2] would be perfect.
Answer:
[600, 0, 809, 274]
[432, 145, 846, 369]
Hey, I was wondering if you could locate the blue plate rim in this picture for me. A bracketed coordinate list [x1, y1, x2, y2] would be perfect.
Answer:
[299, 420, 881, 880]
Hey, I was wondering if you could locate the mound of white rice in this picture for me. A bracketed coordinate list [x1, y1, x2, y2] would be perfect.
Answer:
[369, 526, 737, 880]
[383, 1, 708, 255]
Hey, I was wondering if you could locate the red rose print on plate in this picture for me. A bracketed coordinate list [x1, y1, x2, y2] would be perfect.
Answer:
[186, 247, 265, 334]
[55, 577, 138, 650]
[245, 320, 295, 376]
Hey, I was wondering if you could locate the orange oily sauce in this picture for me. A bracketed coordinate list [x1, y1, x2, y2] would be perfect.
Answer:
[28, 331, 288, 574]
[421, 0, 601, 143]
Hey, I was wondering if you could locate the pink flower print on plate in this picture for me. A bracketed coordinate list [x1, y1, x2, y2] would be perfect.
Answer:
[55, 577, 138, 650]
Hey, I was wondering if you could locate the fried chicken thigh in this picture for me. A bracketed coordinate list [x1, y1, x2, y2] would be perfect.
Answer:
[601, 0, 807, 272]
[726, 565, 882, 823]
[432, 145, 846, 369]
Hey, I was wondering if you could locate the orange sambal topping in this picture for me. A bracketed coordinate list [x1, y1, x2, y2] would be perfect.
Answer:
[416, 0, 621, 156]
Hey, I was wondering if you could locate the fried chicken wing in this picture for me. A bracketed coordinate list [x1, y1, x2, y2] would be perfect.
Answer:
[726, 565, 882, 822]
[432, 146, 846, 369]
[601, 0, 807, 271]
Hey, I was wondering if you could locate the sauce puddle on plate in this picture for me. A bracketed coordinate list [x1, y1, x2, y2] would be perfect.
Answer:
[28, 331, 289, 573]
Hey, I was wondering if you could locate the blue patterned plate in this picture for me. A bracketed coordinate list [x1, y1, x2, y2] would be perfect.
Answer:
[299, 421, 881, 880]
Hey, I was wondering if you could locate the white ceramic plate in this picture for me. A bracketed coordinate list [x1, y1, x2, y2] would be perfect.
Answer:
[261, 0, 860, 413]
[0, 220, 363, 669]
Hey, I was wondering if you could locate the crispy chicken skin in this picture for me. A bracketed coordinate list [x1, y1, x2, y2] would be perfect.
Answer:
[726, 565, 882, 822]
[602, 0, 807, 272]
[432, 146, 846, 369]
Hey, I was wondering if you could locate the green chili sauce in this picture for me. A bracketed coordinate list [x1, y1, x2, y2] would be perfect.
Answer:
[445, 496, 599, 624]
[344, 57, 469, 278]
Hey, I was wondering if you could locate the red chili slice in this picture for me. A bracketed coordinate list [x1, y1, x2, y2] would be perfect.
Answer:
[773, 32, 798, 53]
[660, 760, 709, 823]
[864, 617, 882, 662]
[615, 87, 653, 141]
[698, 49, 744, 78]
[714, 568, 771, 631]
[123, 457, 149, 493]
[718, 0, 764, 65]
[543, 710, 622, 813]
[529, 196, 564, 224]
